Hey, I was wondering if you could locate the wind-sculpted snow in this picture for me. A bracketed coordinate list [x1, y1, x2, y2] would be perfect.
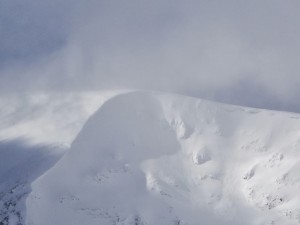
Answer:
[26, 91, 300, 225]
[0, 91, 121, 225]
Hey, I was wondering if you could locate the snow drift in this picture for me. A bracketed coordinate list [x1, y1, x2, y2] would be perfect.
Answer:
[26, 91, 300, 225]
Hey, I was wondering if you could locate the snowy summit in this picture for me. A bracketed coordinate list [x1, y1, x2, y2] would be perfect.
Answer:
[24, 91, 300, 225]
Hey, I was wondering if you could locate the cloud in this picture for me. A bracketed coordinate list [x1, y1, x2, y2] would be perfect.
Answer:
[1, 0, 300, 112]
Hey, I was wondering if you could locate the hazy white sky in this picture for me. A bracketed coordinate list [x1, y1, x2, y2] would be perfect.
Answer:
[1, 0, 300, 112]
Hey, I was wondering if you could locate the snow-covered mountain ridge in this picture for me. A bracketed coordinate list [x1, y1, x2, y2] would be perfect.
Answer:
[25, 91, 300, 225]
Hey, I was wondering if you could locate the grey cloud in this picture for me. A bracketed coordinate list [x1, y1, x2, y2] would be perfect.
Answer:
[1, 0, 300, 112]
[0, 0, 77, 66]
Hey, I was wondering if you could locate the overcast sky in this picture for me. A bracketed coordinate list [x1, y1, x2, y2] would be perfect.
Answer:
[1, 0, 300, 112]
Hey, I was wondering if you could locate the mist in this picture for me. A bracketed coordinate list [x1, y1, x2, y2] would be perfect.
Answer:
[1, 0, 300, 112]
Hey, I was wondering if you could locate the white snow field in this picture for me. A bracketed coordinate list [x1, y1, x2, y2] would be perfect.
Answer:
[26, 91, 300, 225]
[0, 91, 120, 224]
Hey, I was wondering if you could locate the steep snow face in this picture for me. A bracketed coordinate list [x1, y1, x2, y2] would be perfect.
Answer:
[0, 91, 121, 225]
[26, 92, 300, 225]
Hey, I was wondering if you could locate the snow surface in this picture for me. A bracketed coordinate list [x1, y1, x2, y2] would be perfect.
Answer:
[26, 91, 300, 225]
[0, 140, 62, 224]
[0, 91, 121, 224]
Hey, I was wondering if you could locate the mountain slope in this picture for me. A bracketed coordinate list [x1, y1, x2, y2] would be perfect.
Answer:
[0, 91, 120, 225]
[26, 91, 300, 225]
